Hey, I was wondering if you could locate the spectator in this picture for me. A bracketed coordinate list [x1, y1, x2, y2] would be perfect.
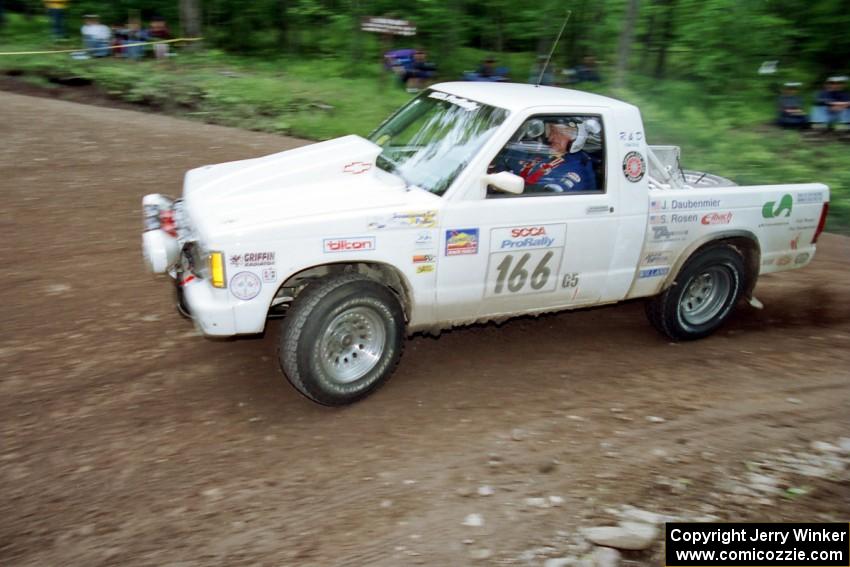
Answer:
[81, 14, 111, 57]
[44, 0, 69, 40]
[478, 56, 498, 79]
[403, 50, 437, 93]
[463, 57, 508, 82]
[148, 16, 172, 59]
[575, 56, 601, 83]
[777, 82, 808, 129]
[122, 19, 147, 60]
[811, 76, 850, 129]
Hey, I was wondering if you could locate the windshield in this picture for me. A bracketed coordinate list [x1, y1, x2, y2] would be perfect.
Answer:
[369, 90, 508, 195]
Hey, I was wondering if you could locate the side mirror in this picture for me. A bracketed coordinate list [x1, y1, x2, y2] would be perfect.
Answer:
[483, 171, 524, 195]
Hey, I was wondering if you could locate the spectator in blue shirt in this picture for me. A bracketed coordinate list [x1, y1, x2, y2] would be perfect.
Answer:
[811, 76, 850, 129]
[777, 83, 808, 129]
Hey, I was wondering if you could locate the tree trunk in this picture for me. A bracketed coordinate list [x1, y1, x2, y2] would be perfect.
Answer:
[616, 0, 640, 88]
[350, 0, 361, 63]
[179, 0, 202, 49]
[654, 0, 677, 79]
[276, 0, 289, 52]
[639, 6, 656, 74]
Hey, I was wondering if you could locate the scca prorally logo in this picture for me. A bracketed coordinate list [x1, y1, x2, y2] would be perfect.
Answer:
[762, 194, 793, 219]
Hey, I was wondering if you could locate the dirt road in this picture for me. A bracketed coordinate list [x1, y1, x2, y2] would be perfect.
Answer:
[1, 91, 848, 566]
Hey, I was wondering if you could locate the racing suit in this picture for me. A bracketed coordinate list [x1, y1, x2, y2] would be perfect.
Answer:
[496, 147, 597, 193]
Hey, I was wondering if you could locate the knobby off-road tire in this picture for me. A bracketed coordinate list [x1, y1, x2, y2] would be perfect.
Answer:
[279, 274, 405, 406]
[645, 244, 746, 341]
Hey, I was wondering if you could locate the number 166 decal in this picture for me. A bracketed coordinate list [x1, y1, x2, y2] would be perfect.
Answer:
[486, 248, 564, 296]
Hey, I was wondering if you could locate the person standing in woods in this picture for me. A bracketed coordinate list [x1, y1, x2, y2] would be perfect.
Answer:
[148, 15, 172, 59]
[777, 82, 808, 129]
[811, 76, 850, 129]
[44, 0, 69, 40]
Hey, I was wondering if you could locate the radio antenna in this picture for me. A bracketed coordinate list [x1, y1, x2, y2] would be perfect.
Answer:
[536, 10, 572, 87]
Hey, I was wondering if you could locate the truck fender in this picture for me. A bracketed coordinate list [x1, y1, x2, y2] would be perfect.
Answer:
[661, 230, 761, 300]
[272, 260, 414, 322]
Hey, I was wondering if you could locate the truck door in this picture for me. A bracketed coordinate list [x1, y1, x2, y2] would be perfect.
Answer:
[436, 112, 621, 322]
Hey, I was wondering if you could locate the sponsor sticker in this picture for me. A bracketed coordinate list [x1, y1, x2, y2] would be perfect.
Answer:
[230, 271, 262, 300]
[369, 211, 437, 230]
[651, 226, 688, 242]
[642, 251, 672, 266]
[790, 233, 801, 250]
[639, 267, 670, 279]
[794, 252, 811, 265]
[428, 91, 479, 111]
[701, 212, 733, 225]
[623, 151, 646, 183]
[413, 254, 435, 264]
[343, 161, 372, 174]
[391, 210, 437, 228]
[414, 230, 435, 249]
[323, 236, 376, 253]
[261, 268, 277, 283]
[445, 228, 479, 256]
[797, 191, 823, 204]
[230, 252, 276, 267]
[619, 130, 644, 142]
[490, 223, 566, 251]
[762, 194, 793, 219]
[416, 264, 435, 274]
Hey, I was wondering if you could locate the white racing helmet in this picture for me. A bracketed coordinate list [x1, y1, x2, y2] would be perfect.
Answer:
[570, 118, 602, 153]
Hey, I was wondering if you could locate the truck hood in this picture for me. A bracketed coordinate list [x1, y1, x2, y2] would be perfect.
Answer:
[182, 135, 429, 239]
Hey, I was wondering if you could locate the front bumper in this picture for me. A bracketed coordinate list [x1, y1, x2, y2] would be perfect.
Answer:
[143, 193, 267, 338]
[176, 275, 238, 336]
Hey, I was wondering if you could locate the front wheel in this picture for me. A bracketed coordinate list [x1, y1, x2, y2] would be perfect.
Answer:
[646, 244, 746, 340]
[279, 274, 405, 406]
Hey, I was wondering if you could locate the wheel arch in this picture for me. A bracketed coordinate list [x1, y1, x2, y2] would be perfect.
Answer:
[272, 261, 413, 322]
[663, 230, 761, 299]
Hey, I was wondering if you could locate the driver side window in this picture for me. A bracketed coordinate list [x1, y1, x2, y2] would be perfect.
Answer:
[487, 115, 605, 197]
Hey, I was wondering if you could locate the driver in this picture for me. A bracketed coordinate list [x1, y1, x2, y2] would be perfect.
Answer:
[496, 118, 597, 192]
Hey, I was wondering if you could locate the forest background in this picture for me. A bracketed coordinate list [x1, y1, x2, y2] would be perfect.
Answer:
[0, 0, 847, 229]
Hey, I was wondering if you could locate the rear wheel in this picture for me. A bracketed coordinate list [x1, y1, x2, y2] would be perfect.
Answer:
[279, 274, 405, 406]
[646, 244, 745, 340]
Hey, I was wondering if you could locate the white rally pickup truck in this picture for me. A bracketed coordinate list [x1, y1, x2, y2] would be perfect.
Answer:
[141, 82, 830, 405]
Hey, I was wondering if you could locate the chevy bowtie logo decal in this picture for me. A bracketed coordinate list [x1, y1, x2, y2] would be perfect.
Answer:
[343, 161, 372, 174]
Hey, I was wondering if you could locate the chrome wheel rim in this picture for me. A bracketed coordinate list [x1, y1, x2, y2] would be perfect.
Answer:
[679, 267, 732, 326]
[319, 306, 386, 384]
